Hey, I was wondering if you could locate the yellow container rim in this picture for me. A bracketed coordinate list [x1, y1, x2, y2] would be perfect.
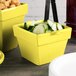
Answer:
[0, 3, 26, 12]
[15, 23, 71, 36]
[0, 51, 4, 64]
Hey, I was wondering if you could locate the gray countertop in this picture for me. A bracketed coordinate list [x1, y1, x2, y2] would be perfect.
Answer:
[0, 38, 76, 76]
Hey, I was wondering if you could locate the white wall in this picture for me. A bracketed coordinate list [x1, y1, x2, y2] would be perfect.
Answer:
[20, 0, 66, 24]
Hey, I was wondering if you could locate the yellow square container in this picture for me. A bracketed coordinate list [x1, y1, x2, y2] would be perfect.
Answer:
[0, 3, 28, 52]
[13, 21, 72, 65]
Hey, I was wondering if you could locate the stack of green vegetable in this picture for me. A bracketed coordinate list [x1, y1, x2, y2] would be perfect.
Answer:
[24, 20, 65, 34]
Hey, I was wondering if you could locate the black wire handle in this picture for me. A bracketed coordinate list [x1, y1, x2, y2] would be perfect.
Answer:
[44, 0, 59, 22]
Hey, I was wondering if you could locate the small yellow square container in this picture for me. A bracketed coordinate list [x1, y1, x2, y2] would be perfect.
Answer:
[13, 21, 72, 65]
[0, 3, 28, 52]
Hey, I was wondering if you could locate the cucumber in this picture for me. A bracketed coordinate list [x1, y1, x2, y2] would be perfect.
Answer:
[57, 23, 63, 30]
[24, 20, 65, 34]
[47, 20, 57, 31]
[47, 20, 54, 27]
[31, 21, 36, 26]
[24, 21, 36, 29]
[46, 30, 51, 33]
[62, 24, 66, 29]
[24, 23, 28, 29]
[35, 20, 43, 24]
[28, 26, 35, 32]
[43, 23, 48, 32]
[33, 24, 45, 34]
[51, 23, 57, 31]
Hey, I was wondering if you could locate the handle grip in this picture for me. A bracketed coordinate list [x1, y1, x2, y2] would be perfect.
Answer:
[44, 0, 59, 22]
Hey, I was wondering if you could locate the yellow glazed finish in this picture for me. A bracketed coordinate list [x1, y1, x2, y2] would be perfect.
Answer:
[0, 3, 28, 21]
[0, 24, 2, 50]
[2, 16, 24, 51]
[0, 51, 4, 64]
[0, 3, 28, 52]
[13, 22, 72, 65]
